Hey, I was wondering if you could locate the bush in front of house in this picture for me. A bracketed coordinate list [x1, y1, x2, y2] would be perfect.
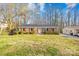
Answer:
[18, 31, 22, 34]
[17, 31, 28, 34]
[23, 32, 29, 34]
[52, 32, 59, 35]
[43, 32, 59, 35]
[29, 31, 35, 34]
[8, 29, 17, 35]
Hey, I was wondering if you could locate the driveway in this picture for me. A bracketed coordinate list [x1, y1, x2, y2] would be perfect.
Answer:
[60, 34, 79, 39]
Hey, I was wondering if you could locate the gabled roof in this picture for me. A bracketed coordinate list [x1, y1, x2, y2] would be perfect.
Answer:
[18, 25, 59, 28]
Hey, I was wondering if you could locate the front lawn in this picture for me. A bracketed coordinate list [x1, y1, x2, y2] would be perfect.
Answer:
[0, 34, 79, 56]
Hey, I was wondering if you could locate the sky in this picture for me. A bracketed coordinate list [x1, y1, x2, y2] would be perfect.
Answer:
[27, 3, 79, 17]
[36, 3, 79, 14]
[27, 3, 79, 25]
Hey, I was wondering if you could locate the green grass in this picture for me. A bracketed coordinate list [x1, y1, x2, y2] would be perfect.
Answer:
[0, 34, 79, 56]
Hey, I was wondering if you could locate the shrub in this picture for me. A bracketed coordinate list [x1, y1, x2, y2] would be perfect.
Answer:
[43, 32, 59, 35]
[23, 32, 28, 34]
[47, 47, 59, 56]
[8, 29, 17, 35]
[18, 31, 22, 34]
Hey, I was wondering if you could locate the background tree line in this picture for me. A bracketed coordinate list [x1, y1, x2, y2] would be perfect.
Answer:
[0, 3, 79, 33]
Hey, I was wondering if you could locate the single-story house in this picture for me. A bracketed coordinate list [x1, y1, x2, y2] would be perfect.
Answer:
[63, 26, 79, 35]
[18, 25, 59, 34]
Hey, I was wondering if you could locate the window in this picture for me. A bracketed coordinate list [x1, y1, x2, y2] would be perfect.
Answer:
[52, 28, 54, 32]
[31, 28, 33, 31]
[76, 29, 79, 33]
[47, 28, 48, 31]
[23, 28, 26, 31]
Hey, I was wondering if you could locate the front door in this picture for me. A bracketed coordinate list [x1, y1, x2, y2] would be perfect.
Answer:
[38, 28, 42, 34]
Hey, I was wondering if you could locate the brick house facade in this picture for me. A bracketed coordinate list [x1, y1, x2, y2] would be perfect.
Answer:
[18, 25, 59, 34]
